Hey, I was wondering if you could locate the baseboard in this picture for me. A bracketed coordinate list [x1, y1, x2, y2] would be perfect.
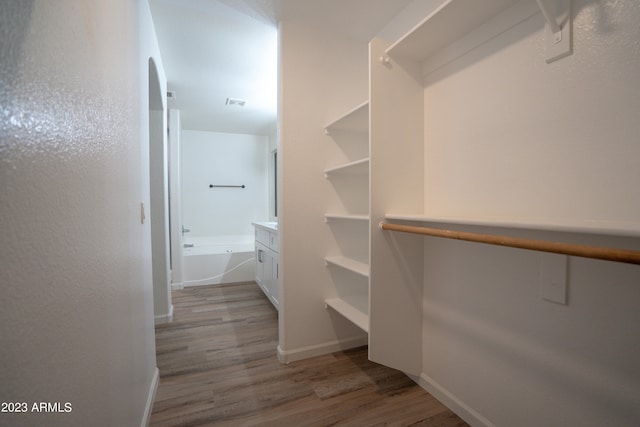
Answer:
[277, 335, 368, 364]
[141, 367, 159, 427]
[154, 304, 174, 325]
[416, 372, 495, 427]
[171, 282, 184, 291]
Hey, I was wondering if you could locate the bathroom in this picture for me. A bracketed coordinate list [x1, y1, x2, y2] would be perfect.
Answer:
[180, 129, 277, 287]
[149, 0, 279, 292]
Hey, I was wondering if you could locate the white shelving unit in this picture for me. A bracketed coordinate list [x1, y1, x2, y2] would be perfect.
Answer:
[385, 0, 519, 61]
[384, 214, 640, 238]
[325, 213, 369, 222]
[324, 100, 369, 134]
[325, 256, 369, 277]
[323, 158, 369, 176]
[367, 0, 634, 378]
[325, 296, 369, 333]
[378, 0, 637, 239]
[369, 1, 530, 374]
[324, 100, 370, 333]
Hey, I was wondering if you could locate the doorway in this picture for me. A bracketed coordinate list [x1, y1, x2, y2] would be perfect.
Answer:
[149, 57, 173, 324]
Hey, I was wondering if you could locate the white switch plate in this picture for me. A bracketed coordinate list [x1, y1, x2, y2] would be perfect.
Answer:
[539, 253, 568, 304]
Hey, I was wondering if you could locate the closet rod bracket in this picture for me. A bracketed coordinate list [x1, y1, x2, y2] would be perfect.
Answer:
[536, 0, 572, 63]
[536, 0, 562, 39]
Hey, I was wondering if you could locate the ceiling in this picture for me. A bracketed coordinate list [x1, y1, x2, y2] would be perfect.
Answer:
[149, 0, 413, 135]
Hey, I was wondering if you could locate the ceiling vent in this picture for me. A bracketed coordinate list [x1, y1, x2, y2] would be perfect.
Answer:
[225, 97, 246, 107]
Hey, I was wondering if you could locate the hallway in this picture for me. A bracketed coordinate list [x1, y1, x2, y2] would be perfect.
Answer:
[150, 282, 467, 426]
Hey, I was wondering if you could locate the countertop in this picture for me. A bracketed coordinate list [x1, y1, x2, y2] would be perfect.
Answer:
[252, 221, 278, 232]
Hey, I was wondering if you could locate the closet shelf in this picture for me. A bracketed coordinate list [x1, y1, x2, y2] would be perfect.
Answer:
[324, 158, 369, 176]
[325, 256, 370, 278]
[384, 214, 640, 238]
[325, 101, 369, 133]
[385, 0, 519, 62]
[325, 296, 369, 333]
[325, 213, 370, 222]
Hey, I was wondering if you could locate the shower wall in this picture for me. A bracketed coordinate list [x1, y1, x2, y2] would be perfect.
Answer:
[181, 130, 269, 237]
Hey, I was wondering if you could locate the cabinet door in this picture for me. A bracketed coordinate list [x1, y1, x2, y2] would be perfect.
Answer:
[269, 251, 279, 308]
[255, 242, 268, 291]
[264, 248, 273, 299]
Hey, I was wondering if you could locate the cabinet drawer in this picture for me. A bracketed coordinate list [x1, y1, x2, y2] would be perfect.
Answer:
[269, 233, 279, 252]
[256, 228, 270, 245]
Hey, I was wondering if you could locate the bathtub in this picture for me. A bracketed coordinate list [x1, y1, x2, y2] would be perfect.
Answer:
[182, 235, 255, 286]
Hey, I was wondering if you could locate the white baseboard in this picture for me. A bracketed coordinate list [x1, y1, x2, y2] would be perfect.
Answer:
[277, 335, 368, 364]
[416, 372, 495, 427]
[154, 304, 174, 325]
[141, 367, 159, 427]
[171, 282, 184, 291]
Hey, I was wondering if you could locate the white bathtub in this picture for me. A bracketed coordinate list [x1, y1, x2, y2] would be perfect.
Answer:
[182, 235, 255, 286]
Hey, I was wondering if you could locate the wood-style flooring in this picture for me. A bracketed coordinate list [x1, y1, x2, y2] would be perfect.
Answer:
[150, 282, 468, 427]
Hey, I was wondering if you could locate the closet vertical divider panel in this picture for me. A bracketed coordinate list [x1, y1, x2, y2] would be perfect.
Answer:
[368, 38, 425, 375]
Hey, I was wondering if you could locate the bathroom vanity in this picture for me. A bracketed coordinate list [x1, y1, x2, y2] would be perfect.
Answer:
[252, 222, 279, 311]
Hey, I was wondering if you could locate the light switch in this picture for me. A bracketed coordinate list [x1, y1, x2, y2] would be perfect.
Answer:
[539, 253, 568, 304]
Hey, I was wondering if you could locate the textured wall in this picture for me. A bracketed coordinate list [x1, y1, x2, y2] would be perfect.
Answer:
[0, 1, 158, 426]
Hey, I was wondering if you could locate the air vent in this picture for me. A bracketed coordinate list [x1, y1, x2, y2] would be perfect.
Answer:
[225, 97, 246, 107]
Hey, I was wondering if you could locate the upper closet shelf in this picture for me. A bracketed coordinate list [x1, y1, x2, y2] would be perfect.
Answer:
[324, 101, 369, 134]
[325, 213, 370, 222]
[324, 158, 369, 176]
[325, 256, 370, 278]
[385, 0, 519, 62]
[384, 214, 640, 238]
[325, 296, 369, 333]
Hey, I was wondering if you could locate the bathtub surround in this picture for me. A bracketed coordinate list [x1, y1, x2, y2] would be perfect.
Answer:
[182, 235, 255, 286]
[178, 130, 270, 288]
[181, 130, 270, 238]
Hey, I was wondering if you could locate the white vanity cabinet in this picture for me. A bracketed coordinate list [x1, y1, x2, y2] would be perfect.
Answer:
[253, 222, 279, 311]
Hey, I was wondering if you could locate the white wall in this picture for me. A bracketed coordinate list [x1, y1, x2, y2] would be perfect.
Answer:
[277, 19, 370, 362]
[377, 0, 446, 41]
[149, 59, 172, 323]
[0, 1, 163, 426]
[181, 130, 269, 237]
[422, 1, 640, 228]
[168, 109, 184, 288]
[268, 128, 278, 221]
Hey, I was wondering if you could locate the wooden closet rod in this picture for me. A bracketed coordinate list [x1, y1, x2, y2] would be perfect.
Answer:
[380, 222, 640, 265]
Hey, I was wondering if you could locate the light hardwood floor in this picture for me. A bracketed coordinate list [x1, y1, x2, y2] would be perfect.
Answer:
[150, 282, 468, 427]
